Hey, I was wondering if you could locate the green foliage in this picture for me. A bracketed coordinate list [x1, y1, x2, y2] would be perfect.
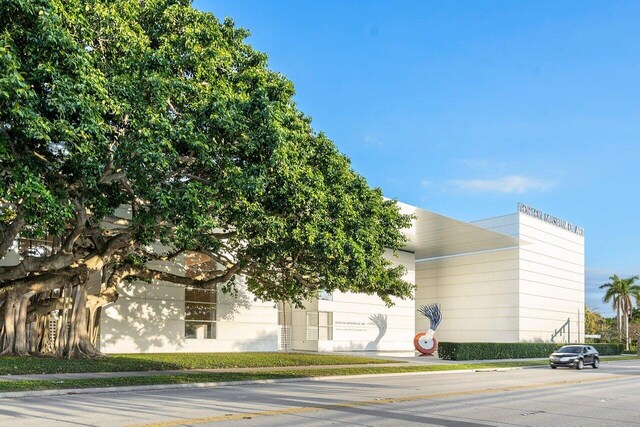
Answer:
[590, 343, 625, 356]
[600, 275, 640, 349]
[0, 0, 112, 238]
[585, 306, 604, 335]
[0, 0, 413, 307]
[438, 342, 560, 360]
[600, 275, 640, 323]
[1, 357, 638, 393]
[438, 342, 625, 360]
[0, 365, 531, 393]
[0, 352, 391, 375]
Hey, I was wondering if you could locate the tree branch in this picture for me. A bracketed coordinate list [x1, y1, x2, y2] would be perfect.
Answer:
[61, 201, 87, 253]
[0, 210, 24, 259]
[0, 203, 88, 282]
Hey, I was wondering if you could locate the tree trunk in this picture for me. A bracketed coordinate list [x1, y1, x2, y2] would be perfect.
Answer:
[64, 284, 102, 358]
[13, 292, 34, 356]
[617, 304, 622, 342]
[0, 294, 18, 355]
[56, 285, 71, 358]
[28, 315, 40, 354]
[624, 310, 630, 351]
[87, 304, 102, 347]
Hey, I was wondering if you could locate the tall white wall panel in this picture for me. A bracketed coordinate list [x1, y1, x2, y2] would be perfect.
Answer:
[100, 278, 278, 353]
[517, 213, 585, 343]
[415, 248, 520, 343]
[415, 209, 585, 344]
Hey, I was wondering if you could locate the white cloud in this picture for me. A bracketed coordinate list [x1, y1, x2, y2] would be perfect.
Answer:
[451, 175, 553, 194]
[459, 159, 512, 173]
[420, 180, 431, 188]
[363, 133, 384, 147]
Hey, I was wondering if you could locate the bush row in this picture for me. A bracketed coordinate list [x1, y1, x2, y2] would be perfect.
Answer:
[438, 342, 625, 360]
[591, 343, 625, 355]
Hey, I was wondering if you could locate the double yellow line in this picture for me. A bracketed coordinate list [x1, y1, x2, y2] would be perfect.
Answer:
[129, 374, 633, 427]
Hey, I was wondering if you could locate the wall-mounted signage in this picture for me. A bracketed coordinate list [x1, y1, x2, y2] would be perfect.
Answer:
[518, 203, 584, 236]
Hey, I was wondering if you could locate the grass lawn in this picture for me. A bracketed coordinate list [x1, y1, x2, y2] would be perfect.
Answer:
[0, 364, 543, 393]
[0, 353, 638, 393]
[0, 353, 635, 377]
[0, 352, 394, 375]
[0, 355, 635, 393]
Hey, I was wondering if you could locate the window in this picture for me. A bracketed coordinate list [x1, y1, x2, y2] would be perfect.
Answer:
[305, 311, 333, 341]
[318, 311, 333, 340]
[306, 312, 318, 340]
[185, 287, 216, 339]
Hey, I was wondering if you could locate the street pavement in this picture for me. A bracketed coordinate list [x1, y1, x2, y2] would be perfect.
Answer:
[0, 359, 638, 426]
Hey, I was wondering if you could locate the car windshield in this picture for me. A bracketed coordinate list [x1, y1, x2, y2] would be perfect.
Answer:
[557, 346, 582, 353]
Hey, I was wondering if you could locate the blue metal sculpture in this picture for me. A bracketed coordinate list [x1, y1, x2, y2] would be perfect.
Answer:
[417, 303, 442, 330]
[414, 303, 442, 355]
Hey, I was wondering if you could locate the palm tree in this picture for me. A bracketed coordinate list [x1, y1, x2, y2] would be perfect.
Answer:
[600, 275, 640, 350]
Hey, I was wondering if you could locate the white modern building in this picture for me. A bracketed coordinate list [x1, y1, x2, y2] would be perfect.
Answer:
[97, 202, 585, 353]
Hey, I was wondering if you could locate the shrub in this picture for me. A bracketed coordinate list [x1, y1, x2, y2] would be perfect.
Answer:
[438, 342, 558, 360]
[590, 343, 625, 355]
[438, 342, 625, 360]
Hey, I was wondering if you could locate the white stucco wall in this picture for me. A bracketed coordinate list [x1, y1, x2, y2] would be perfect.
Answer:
[288, 250, 416, 352]
[99, 274, 279, 354]
[0, 242, 18, 267]
[288, 299, 319, 352]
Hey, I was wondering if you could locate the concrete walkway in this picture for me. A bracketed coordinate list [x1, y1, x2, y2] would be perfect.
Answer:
[332, 351, 551, 365]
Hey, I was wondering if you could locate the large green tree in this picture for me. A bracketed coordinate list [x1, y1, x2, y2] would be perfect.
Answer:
[600, 274, 640, 350]
[0, 0, 413, 358]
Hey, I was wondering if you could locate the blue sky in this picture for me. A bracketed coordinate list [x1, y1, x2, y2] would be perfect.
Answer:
[195, 1, 640, 316]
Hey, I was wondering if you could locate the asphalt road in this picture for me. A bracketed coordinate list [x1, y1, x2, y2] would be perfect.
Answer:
[1, 360, 639, 427]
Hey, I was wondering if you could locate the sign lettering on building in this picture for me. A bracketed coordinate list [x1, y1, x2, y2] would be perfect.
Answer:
[518, 203, 584, 236]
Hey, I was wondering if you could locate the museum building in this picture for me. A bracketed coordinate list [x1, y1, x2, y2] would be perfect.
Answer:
[0, 202, 585, 353]
[93, 202, 585, 353]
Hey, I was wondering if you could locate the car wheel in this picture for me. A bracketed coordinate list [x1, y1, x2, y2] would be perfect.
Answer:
[593, 358, 599, 369]
[551, 366, 557, 369]
[577, 359, 583, 370]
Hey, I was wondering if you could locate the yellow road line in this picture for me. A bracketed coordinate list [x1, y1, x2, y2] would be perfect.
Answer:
[128, 374, 634, 427]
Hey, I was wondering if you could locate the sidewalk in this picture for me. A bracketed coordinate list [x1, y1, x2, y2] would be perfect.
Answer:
[332, 351, 551, 365]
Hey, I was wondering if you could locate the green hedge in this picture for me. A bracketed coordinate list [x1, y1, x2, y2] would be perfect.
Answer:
[591, 343, 625, 355]
[438, 342, 624, 360]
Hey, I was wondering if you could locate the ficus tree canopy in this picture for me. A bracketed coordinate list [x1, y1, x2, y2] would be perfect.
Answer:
[0, 0, 413, 357]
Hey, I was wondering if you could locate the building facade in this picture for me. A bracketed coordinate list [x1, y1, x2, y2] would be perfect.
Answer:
[0, 202, 584, 353]
[96, 202, 585, 353]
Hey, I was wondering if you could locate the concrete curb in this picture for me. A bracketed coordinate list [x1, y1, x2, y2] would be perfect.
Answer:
[0, 367, 528, 399]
